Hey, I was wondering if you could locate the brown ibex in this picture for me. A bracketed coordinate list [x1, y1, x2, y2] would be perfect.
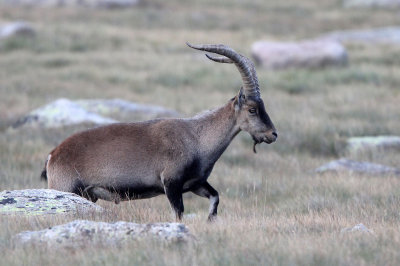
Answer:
[41, 43, 277, 221]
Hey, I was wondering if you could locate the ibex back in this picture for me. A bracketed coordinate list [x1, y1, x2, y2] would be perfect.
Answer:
[41, 43, 277, 221]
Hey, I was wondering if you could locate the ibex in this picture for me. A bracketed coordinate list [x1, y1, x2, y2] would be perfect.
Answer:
[41, 43, 277, 221]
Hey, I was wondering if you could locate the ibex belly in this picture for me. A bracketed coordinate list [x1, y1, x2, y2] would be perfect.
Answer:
[113, 184, 165, 200]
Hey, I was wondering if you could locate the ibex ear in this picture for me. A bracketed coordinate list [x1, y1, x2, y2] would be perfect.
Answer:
[234, 87, 245, 111]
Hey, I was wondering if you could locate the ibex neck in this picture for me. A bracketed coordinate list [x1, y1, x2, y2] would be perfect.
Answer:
[192, 100, 240, 160]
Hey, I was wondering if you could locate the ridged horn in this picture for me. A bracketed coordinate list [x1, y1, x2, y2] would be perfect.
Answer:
[205, 54, 234, 64]
[186, 42, 260, 99]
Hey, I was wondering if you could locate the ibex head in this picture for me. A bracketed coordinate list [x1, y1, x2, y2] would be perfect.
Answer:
[187, 43, 277, 152]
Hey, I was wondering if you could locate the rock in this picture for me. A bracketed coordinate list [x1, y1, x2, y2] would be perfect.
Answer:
[346, 136, 400, 154]
[315, 158, 400, 176]
[0, 21, 35, 39]
[0, 0, 140, 8]
[341, 223, 373, 233]
[0, 189, 102, 216]
[251, 40, 348, 69]
[343, 0, 400, 8]
[75, 98, 179, 122]
[95, 0, 140, 9]
[12, 98, 117, 129]
[12, 98, 179, 129]
[319, 27, 400, 44]
[14, 220, 192, 248]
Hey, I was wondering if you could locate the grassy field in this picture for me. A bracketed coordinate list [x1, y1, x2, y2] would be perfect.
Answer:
[1, 0, 400, 265]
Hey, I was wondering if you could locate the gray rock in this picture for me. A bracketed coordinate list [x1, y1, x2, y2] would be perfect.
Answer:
[95, 0, 140, 9]
[316, 158, 400, 176]
[251, 40, 347, 69]
[341, 223, 373, 233]
[0, 0, 140, 8]
[12, 98, 179, 129]
[12, 98, 117, 129]
[0, 189, 102, 216]
[346, 136, 400, 154]
[343, 0, 400, 8]
[14, 220, 192, 248]
[75, 98, 179, 121]
[0, 21, 35, 39]
[319, 27, 400, 44]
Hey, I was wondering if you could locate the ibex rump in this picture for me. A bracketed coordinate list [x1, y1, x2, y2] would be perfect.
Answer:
[41, 43, 277, 221]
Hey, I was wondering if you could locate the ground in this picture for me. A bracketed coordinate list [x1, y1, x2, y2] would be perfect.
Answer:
[1, 0, 400, 265]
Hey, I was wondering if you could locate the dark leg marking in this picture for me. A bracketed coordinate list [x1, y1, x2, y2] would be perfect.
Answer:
[163, 179, 184, 221]
[191, 181, 219, 222]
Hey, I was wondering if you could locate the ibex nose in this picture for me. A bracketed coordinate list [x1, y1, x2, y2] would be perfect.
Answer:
[264, 131, 277, 144]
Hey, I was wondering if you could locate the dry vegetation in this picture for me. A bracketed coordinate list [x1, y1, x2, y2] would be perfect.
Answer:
[1, 0, 400, 265]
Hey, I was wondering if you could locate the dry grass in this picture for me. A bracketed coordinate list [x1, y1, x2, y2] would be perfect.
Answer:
[1, 0, 400, 265]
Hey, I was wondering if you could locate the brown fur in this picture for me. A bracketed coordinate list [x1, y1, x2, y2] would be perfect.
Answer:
[44, 95, 276, 221]
[42, 44, 277, 221]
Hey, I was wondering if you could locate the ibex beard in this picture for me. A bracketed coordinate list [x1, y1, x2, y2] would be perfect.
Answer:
[41, 43, 277, 221]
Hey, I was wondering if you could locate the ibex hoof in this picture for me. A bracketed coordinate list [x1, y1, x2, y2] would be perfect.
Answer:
[207, 215, 217, 222]
[114, 197, 121, 204]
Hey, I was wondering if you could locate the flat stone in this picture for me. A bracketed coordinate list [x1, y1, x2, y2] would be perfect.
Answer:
[0, 189, 102, 216]
[14, 220, 192, 248]
[0, 21, 35, 39]
[75, 98, 179, 121]
[0, 0, 140, 8]
[12, 98, 179, 129]
[319, 27, 400, 44]
[95, 0, 140, 9]
[315, 158, 400, 176]
[346, 136, 400, 154]
[12, 98, 117, 129]
[251, 40, 347, 69]
[341, 223, 373, 233]
[343, 0, 400, 8]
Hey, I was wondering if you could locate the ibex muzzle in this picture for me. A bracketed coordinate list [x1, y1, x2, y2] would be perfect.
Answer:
[41, 43, 277, 221]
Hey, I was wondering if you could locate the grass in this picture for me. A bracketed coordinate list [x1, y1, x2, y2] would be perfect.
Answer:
[0, 0, 400, 265]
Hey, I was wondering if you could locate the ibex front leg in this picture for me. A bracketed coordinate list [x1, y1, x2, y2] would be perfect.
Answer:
[163, 179, 184, 221]
[192, 182, 219, 222]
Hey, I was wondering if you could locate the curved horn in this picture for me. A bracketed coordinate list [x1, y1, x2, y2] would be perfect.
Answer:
[186, 42, 260, 99]
[205, 54, 234, 64]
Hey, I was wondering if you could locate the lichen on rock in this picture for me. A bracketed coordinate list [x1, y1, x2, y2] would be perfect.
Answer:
[0, 189, 103, 216]
[14, 220, 193, 248]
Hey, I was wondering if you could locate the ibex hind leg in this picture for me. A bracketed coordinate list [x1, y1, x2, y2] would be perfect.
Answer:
[191, 181, 219, 222]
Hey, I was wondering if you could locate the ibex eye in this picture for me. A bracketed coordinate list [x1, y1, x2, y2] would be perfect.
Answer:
[249, 108, 256, 114]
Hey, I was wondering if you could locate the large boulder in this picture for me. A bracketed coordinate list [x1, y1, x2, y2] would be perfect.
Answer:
[319, 27, 400, 44]
[95, 0, 140, 9]
[0, 189, 102, 216]
[12, 98, 179, 129]
[0, 0, 140, 8]
[0, 21, 35, 40]
[75, 98, 179, 122]
[315, 158, 400, 176]
[343, 0, 400, 8]
[14, 220, 192, 248]
[251, 40, 347, 69]
[12, 98, 117, 129]
[346, 136, 400, 154]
